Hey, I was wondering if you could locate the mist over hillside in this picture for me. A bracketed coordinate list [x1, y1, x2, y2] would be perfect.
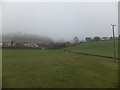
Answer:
[2, 32, 54, 44]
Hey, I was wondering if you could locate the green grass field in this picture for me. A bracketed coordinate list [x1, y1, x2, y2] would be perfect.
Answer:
[2, 40, 119, 88]
[66, 40, 118, 57]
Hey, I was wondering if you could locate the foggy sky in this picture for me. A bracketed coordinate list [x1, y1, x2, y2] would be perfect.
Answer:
[2, 2, 118, 41]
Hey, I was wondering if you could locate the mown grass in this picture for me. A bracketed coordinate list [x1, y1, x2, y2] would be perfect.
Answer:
[66, 40, 118, 57]
[2, 45, 118, 88]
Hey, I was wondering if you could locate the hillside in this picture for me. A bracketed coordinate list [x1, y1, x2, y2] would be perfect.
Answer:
[2, 33, 54, 43]
[65, 40, 118, 58]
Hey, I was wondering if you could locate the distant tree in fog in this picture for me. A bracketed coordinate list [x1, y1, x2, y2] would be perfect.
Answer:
[74, 36, 79, 43]
[93, 36, 100, 41]
[86, 37, 92, 42]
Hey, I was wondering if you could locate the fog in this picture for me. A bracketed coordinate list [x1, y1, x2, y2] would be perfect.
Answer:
[2, 32, 54, 43]
[2, 2, 118, 42]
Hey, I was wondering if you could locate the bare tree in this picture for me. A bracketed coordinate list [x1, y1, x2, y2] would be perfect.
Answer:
[74, 36, 79, 44]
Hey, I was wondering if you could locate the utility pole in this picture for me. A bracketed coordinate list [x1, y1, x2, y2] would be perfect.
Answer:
[111, 24, 116, 61]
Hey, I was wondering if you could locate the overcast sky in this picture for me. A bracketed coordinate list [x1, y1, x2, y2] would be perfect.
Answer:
[2, 2, 118, 41]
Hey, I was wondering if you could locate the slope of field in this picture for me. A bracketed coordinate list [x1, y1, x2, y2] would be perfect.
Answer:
[66, 40, 118, 58]
[3, 48, 118, 88]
